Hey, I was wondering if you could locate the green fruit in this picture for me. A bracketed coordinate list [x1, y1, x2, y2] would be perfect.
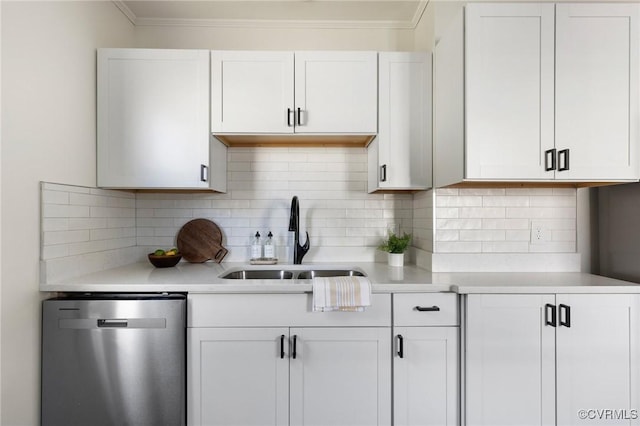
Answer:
[154, 249, 166, 256]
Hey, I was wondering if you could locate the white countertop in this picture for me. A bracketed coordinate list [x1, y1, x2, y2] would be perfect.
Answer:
[40, 261, 640, 294]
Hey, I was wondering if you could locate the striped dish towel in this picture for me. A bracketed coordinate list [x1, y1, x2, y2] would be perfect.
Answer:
[312, 276, 372, 312]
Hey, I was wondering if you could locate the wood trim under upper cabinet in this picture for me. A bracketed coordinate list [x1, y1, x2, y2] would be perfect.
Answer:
[446, 181, 637, 189]
[214, 134, 375, 148]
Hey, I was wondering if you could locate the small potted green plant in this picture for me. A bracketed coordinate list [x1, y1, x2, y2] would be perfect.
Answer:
[378, 230, 412, 267]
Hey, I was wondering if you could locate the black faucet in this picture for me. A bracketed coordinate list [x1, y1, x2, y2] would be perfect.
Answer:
[289, 196, 310, 264]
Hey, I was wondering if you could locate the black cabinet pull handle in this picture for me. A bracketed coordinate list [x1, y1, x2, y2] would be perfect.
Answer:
[414, 305, 440, 312]
[296, 107, 302, 126]
[287, 108, 293, 127]
[545, 303, 557, 327]
[397, 334, 404, 359]
[545, 149, 557, 171]
[292, 335, 297, 359]
[200, 164, 208, 182]
[380, 164, 387, 182]
[559, 304, 571, 328]
[280, 334, 285, 359]
[558, 149, 570, 171]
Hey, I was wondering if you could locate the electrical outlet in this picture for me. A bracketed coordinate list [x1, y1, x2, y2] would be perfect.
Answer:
[530, 222, 552, 244]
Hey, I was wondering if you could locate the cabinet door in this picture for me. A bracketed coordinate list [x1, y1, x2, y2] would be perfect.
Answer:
[465, 4, 555, 180]
[556, 294, 638, 426]
[372, 52, 431, 192]
[97, 48, 211, 189]
[394, 327, 458, 426]
[555, 4, 640, 181]
[294, 51, 377, 134]
[465, 294, 556, 426]
[211, 51, 294, 133]
[289, 327, 391, 426]
[188, 328, 289, 426]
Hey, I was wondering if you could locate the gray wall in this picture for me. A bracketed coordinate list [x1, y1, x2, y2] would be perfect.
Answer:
[598, 183, 640, 282]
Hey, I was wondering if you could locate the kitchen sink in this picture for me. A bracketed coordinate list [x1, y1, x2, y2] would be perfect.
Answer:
[220, 270, 294, 280]
[295, 270, 366, 279]
[219, 268, 366, 280]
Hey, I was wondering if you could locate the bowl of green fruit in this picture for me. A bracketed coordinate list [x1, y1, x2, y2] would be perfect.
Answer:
[148, 248, 182, 268]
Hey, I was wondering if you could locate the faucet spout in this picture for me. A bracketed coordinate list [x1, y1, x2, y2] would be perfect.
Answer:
[289, 196, 310, 264]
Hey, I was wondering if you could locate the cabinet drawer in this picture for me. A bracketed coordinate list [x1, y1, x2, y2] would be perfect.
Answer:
[393, 293, 459, 326]
[189, 293, 391, 328]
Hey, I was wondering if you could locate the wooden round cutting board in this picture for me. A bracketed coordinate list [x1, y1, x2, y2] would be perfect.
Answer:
[176, 219, 228, 263]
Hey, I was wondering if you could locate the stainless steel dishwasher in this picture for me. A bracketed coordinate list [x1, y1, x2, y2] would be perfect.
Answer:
[41, 293, 186, 426]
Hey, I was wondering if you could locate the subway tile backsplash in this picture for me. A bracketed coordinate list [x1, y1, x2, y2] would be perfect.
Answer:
[41, 182, 136, 259]
[40, 182, 138, 283]
[136, 147, 413, 262]
[432, 187, 577, 254]
[40, 149, 580, 281]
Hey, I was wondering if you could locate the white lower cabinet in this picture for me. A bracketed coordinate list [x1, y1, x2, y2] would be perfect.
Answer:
[187, 291, 636, 426]
[188, 327, 289, 426]
[465, 293, 639, 426]
[187, 293, 391, 426]
[555, 295, 639, 426]
[393, 293, 460, 426]
[394, 327, 458, 426]
[289, 327, 391, 426]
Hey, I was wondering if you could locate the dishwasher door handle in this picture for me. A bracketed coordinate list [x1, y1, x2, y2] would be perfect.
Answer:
[98, 319, 128, 328]
[59, 318, 167, 329]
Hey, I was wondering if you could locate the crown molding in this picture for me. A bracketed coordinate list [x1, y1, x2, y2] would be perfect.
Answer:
[112, 0, 429, 30]
[112, 0, 137, 25]
[410, 1, 429, 29]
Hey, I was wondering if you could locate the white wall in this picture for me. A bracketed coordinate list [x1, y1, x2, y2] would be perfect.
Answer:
[0, 2, 3, 420]
[413, 1, 434, 51]
[134, 24, 415, 51]
[1, 4, 422, 423]
[1, 2, 134, 424]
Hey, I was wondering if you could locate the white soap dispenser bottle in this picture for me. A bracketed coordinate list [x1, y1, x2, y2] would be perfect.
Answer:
[251, 231, 262, 260]
[264, 231, 275, 259]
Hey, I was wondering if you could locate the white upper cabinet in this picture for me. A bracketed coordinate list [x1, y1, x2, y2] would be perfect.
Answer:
[97, 48, 226, 191]
[368, 52, 432, 192]
[211, 51, 294, 134]
[211, 50, 377, 135]
[434, 2, 640, 185]
[465, 3, 555, 180]
[293, 51, 377, 134]
[555, 3, 639, 180]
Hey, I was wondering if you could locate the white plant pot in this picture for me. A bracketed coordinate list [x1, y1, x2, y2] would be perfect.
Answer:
[388, 253, 405, 267]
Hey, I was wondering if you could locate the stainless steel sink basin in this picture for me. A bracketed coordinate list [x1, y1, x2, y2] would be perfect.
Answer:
[220, 270, 294, 280]
[295, 270, 366, 279]
[219, 268, 366, 280]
